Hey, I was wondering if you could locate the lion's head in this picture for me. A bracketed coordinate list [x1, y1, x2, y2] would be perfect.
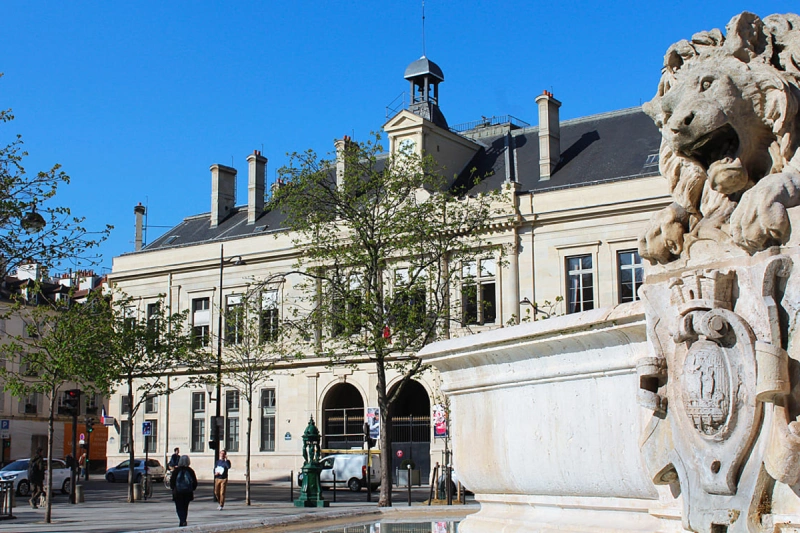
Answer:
[640, 12, 800, 264]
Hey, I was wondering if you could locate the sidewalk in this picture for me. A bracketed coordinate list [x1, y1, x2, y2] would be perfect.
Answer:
[0, 481, 476, 533]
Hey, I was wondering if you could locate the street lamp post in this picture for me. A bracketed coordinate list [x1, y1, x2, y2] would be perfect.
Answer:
[214, 244, 245, 465]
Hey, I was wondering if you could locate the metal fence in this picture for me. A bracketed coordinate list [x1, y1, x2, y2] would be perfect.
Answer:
[0, 480, 14, 520]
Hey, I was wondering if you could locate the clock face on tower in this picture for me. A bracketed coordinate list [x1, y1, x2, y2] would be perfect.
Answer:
[398, 138, 416, 155]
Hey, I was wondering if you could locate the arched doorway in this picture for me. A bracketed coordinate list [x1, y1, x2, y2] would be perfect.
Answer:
[322, 383, 364, 449]
[390, 380, 431, 478]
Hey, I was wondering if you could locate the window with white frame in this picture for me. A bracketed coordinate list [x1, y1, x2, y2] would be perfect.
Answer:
[260, 388, 276, 452]
[120, 420, 131, 452]
[120, 395, 131, 415]
[260, 289, 279, 343]
[225, 295, 244, 345]
[461, 258, 496, 325]
[146, 302, 161, 350]
[145, 394, 159, 414]
[191, 297, 210, 347]
[225, 390, 240, 452]
[618, 250, 644, 303]
[85, 393, 100, 415]
[566, 254, 594, 313]
[332, 275, 362, 337]
[191, 392, 205, 453]
[20, 392, 40, 414]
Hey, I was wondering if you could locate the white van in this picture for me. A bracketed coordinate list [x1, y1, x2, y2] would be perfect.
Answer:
[309, 453, 381, 492]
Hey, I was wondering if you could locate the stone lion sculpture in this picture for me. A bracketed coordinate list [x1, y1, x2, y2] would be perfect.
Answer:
[639, 12, 800, 264]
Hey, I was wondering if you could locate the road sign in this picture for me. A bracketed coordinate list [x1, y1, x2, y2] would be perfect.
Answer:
[142, 421, 152, 437]
[396, 449, 404, 459]
[79, 433, 85, 441]
[0, 420, 9, 431]
[0, 432, 8, 440]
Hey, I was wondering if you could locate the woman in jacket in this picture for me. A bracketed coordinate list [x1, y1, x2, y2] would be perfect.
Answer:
[169, 455, 198, 527]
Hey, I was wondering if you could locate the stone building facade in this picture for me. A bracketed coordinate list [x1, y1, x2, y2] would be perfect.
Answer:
[106, 57, 670, 481]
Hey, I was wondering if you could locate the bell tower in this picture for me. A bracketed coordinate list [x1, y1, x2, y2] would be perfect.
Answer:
[404, 56, 448, 129]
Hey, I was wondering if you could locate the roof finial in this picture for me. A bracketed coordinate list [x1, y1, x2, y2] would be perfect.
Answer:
[422, 0, 426, 57]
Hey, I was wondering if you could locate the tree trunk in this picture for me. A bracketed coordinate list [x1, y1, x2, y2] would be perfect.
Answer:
[246, 399, 252, 506]
[376, 361, 392, 507]
[45, 392, 56, 523]
[127, 379, 135, 503]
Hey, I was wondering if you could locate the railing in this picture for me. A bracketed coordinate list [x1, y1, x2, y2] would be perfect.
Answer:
[391, 415, 431, 442]
[0, 480, 14, 520]
[450, 115, 530, 133]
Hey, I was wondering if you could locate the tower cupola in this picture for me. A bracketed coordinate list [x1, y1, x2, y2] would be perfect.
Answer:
[404, 56, 448, 128]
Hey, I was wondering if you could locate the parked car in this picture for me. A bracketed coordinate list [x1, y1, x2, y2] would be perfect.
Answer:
[298, 453, 380, 492]
[0, 458, 72, 496]
[105, 458, 165, 483]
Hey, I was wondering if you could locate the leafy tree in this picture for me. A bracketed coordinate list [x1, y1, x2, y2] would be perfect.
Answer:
[0, 287, 109, 523]
[0, 79, 112, 273]
[217, 284, 286, 505]
[274, 133, 505, 506]
[101, 292, 196, 503]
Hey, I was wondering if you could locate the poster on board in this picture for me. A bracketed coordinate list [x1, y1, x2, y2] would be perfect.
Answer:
[433, 404, 447, 438]
[367, 407, 380, 440]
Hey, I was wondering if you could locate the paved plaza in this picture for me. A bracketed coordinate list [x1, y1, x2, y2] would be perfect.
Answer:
[0, 479, 475, 532]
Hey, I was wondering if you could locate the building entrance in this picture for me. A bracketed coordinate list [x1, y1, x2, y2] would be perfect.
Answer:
[390, 380, 431, 478]
[322, 383, 364, 450]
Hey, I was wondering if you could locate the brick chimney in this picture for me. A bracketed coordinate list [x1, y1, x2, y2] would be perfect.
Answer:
[535, 91, 561, 181]
[247, 150, 267, 225]
[134, 203, 146, 251]
[210, 164, 237, 228]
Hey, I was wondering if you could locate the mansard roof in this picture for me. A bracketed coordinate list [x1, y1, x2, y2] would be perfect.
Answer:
[452, 107, 661, 194]
[138, 106, 661, 253]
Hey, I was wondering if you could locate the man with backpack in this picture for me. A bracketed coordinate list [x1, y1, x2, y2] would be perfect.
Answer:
[169, 455, 197, 527]
[28, 448, 45, 508]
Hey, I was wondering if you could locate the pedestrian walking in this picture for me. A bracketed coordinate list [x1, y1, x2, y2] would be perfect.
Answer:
[78, 449, 87, 479]
[213, 449, 231, 510]
[28, 448, 45, 508]
[170, 455, 197, 527]
[168, 447, 180, 471]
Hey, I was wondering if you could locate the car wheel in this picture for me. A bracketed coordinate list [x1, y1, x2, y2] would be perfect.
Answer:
[348, 478, 362, 492]
[106, 473, 115, 483]
[17, 480, 30, 496]
[62, 477, 72, 495]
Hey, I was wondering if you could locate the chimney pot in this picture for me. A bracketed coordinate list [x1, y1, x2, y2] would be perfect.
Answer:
[535, 91, 561, 181]
[246, 151, 267, 225]
[134, 203, 146, 251]
[210, 164, 237, 228]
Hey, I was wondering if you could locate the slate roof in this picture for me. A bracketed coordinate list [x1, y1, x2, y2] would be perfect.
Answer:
[453, 107, 662, 194]
[137, 106, 662, 254]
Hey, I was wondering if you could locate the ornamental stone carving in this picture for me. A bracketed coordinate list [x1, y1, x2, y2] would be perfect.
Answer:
[638, 12, 800, 264]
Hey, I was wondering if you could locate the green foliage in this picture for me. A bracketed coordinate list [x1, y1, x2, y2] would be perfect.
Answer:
[0, 76, 112, 273]
[274, 132, 504, 506]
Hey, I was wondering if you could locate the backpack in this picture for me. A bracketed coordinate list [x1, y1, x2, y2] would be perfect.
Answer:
[174, 469, 193, 494]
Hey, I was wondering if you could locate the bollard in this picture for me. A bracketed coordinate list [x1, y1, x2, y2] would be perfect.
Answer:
[290, 470, 294, 502]
[74, 484, 85, 503]
[133, 483, 143, 501]
[428, 463, 438, 505]
[332, 471, 336, 503]
[407, 464, 411, 507]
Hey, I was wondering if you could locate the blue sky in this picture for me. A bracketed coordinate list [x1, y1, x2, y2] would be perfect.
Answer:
[1, 0, 796, 273]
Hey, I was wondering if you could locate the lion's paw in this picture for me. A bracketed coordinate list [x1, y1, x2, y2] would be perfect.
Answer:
[730, 188, 790, 252]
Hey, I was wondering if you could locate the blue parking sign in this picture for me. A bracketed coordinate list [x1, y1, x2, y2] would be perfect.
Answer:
[142, 421, 152, 436]
[0, 420, 9, 430]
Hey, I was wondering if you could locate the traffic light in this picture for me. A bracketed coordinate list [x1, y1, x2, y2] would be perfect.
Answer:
[86, 418, 94, 433]
[61, 389, 81, 416]
[208, 440, 219, 450]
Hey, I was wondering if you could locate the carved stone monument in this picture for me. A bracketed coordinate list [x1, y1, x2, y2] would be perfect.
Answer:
[419, 11, 800, 533]
[636, 11, 800, 533]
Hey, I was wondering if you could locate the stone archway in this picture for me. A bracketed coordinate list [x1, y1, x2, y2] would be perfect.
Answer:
[322, 382, 364, 450]
[389, 380, 431, 478]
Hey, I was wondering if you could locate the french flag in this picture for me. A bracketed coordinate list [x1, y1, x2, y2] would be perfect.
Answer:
[100, 405, 107, 425]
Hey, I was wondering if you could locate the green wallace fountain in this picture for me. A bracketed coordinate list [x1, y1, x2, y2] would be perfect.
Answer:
[294, 417, 329, 508]
[420, 11, 800, 533]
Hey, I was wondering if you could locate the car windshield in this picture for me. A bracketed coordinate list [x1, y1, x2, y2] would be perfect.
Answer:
[1, 460, 28, 471]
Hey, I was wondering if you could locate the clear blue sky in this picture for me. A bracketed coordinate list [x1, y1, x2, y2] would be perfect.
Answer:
[1, 0, 796, 273]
